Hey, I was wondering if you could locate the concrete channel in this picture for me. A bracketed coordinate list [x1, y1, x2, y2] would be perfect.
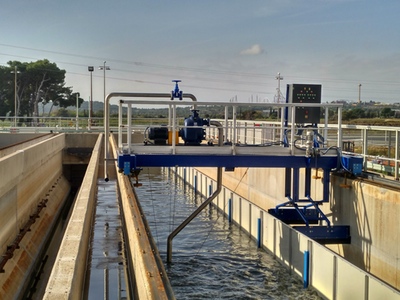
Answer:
[0, 132, 172, 299]
[180, 167, 400, 299]
[0, 131, 399, 299]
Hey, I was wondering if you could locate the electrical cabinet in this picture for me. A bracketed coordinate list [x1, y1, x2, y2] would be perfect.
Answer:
[286, 84, 322, 124]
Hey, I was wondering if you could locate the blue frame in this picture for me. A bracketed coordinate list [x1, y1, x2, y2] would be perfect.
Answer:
[117, 153, 338, 170]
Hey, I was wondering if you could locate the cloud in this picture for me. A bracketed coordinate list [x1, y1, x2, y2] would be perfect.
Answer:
[240, 44, 264, 55]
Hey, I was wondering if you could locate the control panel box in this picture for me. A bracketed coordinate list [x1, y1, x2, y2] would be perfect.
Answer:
[286, 84, 322, 124]
[342, 155, 363, 175]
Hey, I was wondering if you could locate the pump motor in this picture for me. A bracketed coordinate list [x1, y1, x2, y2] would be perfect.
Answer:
[179, 110, 209, 145]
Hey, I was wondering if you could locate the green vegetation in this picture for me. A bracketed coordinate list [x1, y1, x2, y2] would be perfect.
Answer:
[0, 60, 83, 122]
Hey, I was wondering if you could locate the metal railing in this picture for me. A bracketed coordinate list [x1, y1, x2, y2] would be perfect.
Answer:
[212, 120, 399, 179]
[1, 104, 398, 179]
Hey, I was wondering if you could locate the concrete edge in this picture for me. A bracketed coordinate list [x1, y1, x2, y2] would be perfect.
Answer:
[110, 135, 172, 300]
[43, 133, 103, 299]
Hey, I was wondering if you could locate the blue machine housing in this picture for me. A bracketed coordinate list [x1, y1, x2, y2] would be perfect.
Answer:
[179, 110, 209, 145]
[342, 154, 363, 175]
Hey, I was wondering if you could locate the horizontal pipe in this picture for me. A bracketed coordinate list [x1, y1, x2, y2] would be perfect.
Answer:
[104, 92, 197, 181]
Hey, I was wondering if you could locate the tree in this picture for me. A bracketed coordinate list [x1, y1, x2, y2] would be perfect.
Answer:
[342, 107, 365, 120]
[0, 60, 83, 120]
[380, 107, 393, 118]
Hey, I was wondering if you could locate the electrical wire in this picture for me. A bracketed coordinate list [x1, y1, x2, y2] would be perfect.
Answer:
[2, 43, 400, 101]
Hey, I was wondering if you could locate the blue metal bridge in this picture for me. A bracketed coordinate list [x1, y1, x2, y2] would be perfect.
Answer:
[103, 86, 360, 257]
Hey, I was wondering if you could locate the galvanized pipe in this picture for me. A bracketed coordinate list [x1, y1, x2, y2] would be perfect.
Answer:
[210, 120, 223, 146]
[167, 167, 223, 263]
[104, 92, 197, 181]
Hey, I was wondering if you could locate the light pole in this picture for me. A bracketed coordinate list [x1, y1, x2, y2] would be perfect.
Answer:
[88, 66, 94, 129]
[99, 61, 110, 102]
[275, 72, 284, 103]
[11, 66, 20, 127]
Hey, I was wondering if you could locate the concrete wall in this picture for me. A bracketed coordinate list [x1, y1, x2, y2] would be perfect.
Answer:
[329, 176, 400, 291]
[0, 133, 50, 148]
[195, 167, 400, 291]
[0, 134, 66, 254]
[0, 133, 54, 158]
[43, 134, 102, 299]
[180, 167, 400, 299]
[0, 134, 71, 298]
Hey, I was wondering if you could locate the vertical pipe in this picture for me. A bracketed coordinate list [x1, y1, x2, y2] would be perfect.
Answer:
[292, 168, 299, 202]
[323, 168, 330, 203]
[248, 203, 252, 236]
[232, 106, 237, 146]
[364, 275, 369, 300]
[395, 130, 399, 180]
[14, 66, 17, 127]
[118, 101, 122, 150]
[257, 218, 262, 248]
[280, 106, 285, 143]
[324, 106, 329, 146]
[244, 121, 247, 144]
[337, 106, 342, 148]
[239, 198, 242, 227]
[104, 94, 110, 181]
[90, 70, 93, 130]
[208, 184, 213, 209]
[303, 250, 310, 288]
[118, 267, 121, 300]
[127, 103, 132, 153]
[183, 168, 186, 187]
[168, 104, 172, 128]
[363, 129, 368, 172]
[253, 123, 256, 145]
[76, 93, 79, 130]
[228, 198, 232, 223]
[285, 168, 291, 197]
[172, 104, 176, 154]
[104, 269, 109, 300]
[290, 105, 296, 153]
[273, 219, 277, 258]
[224, 106, 229, 143]
[333, 255, 338, 300]
[305, 168, 311, 197]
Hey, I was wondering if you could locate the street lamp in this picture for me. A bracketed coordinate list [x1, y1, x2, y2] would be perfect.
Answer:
[10, 66, 20, 127]
[88, 66, 94, 129]
[99, 61, 110, 102]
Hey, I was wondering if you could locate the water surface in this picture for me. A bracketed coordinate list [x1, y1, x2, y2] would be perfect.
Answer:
[135, 168, 321, 299]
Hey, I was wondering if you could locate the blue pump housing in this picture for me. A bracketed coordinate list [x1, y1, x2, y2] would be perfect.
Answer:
[179, 110, 209, 145]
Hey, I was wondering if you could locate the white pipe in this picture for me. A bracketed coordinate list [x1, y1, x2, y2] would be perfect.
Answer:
[104, 92, 197, 181]
[290, 106, 295, 154]
[172, 104, 176, 154]
[118, 101, 122, 150]
[127, 103, 132, 153]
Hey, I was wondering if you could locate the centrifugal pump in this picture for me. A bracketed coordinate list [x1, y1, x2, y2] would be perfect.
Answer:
[179, 109, 209, 145]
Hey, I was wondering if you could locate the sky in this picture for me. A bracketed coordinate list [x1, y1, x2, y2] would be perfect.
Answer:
[1, 0, 400, 106]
